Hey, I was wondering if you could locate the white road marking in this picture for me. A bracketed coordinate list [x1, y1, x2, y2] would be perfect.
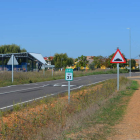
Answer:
[0, 79, 108, 110]
[86, 80, 107, 86]
[61, 85, 76, 87]
[53, 79, 82, 87]
[24, 83, 39, 86]
[0, 94, 54, 110]
[24, 84, 31, 85]
[53, 84, 59, 86]
[0, 84, 50, 95]
[7, 85, 16, 87]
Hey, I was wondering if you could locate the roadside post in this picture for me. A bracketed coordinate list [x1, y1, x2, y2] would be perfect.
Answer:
[110, 48, 126, 90]
[7, 54, 19, 83]
[52, 68, 53, 77]
[43, 65, 55, 77]
[65, 69, 73, 103]
[42, 65, 45, 75]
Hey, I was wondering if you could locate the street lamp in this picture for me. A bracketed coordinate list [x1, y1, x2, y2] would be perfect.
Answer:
[127, 28, 131, 77]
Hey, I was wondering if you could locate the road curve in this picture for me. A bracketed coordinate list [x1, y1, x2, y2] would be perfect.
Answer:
[0, 73, 139, 110]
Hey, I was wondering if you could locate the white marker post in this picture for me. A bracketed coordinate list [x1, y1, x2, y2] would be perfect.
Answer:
[110, 48, 126, 91]
[65, 69, 73, 103]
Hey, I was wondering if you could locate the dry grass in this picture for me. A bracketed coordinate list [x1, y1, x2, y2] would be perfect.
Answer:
[0, 69, 128, 87]
[0, 76, 131, 140]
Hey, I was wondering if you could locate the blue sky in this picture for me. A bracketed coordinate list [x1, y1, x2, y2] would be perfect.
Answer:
[0, 0, 140, 59]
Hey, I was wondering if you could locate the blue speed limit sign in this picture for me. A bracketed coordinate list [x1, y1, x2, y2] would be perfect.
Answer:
[65, 69, 73, 81]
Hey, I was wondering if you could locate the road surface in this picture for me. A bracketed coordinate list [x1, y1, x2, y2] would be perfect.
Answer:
[0, 73, 139, 110]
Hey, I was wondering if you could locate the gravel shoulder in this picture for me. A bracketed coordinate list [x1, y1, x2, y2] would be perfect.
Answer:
[108, 80, 140, 140]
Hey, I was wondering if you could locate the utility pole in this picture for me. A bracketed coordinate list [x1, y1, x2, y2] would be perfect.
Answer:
[127, 28, 131, 77]
[129, 28, 131, 77]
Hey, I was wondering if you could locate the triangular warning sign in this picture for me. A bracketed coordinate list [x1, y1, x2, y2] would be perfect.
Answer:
[7, 55, 19, 65]
[110, 49, 126, 63]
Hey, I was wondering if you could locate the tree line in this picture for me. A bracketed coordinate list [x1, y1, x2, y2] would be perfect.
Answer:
[91, 53, 136, 69]
[0, 44, 136, 69]
[51, 53, 136, 70]
[0, 44, 26, 54]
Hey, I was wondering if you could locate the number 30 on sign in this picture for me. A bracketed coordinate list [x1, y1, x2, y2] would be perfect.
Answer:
[65, 69, 73, 81]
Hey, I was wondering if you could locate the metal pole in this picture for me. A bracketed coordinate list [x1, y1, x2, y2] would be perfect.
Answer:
[52, 68, 53, 77]
[61, 58, 63, 71]
[139, 55, 140, 72]
[43, 65, 45, 75]
[129, 28, 131, 77]
[68, 81, 70, 103]
[26, 53, 28, 72]
[117, 63, 119, 90]
[2, 54, 3, 71]
[61, 58, 62, 69]
[12, 55, 14, 83]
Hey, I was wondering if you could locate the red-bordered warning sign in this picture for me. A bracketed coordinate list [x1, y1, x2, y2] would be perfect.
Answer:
[110, 49, 126, 63]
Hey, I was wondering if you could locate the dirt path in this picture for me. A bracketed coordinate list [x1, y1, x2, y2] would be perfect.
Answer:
[108, 80, 140, 140]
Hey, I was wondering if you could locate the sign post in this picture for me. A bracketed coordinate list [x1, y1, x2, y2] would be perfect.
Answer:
[110, 48, 126, 90]
[117, 63, 119, 90]
[7, 54, 19, 83]
[42, 65, 45, 75]
[65, 69, 73, 103]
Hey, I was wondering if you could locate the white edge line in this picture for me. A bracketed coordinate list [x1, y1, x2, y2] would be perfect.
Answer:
[0, 84, 50, 95]
[0, 94, 54, 110]
[0, 79, 108, 110]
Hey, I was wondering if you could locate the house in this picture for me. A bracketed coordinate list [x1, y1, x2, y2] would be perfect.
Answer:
[87, 56, 94, 64]
[44, 56, 54, 65]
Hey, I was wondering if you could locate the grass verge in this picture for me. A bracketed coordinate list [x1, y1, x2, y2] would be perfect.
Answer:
[0, 69, 128, 87]
[63, 80, 139, 140]
[0, 76, 133, 140]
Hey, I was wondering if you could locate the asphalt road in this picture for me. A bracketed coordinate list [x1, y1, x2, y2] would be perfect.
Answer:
[0, 72, 139, 110]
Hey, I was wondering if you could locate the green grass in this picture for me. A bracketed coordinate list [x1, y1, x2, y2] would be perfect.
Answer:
[64, 80, 138, 140]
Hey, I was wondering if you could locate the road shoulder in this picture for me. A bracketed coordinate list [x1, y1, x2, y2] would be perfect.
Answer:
[108, 80, 140, 140]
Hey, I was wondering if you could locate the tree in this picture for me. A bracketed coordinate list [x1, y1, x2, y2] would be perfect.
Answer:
[89, 62, 95, 70]
[93, 56, 105, 68]
[67, 58, 74, 67]
[53, 53, 74, 68]
[0, 44, 27, 53]
[105, 53, 117, 68]
[75, 55, 88, 68]
[21, 48, 27, 52]
[128, 59, 136, 68]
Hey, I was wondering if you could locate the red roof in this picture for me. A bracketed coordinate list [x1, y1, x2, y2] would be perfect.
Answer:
[44, 56, 53, 61]
[87, 56, 94, 60]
